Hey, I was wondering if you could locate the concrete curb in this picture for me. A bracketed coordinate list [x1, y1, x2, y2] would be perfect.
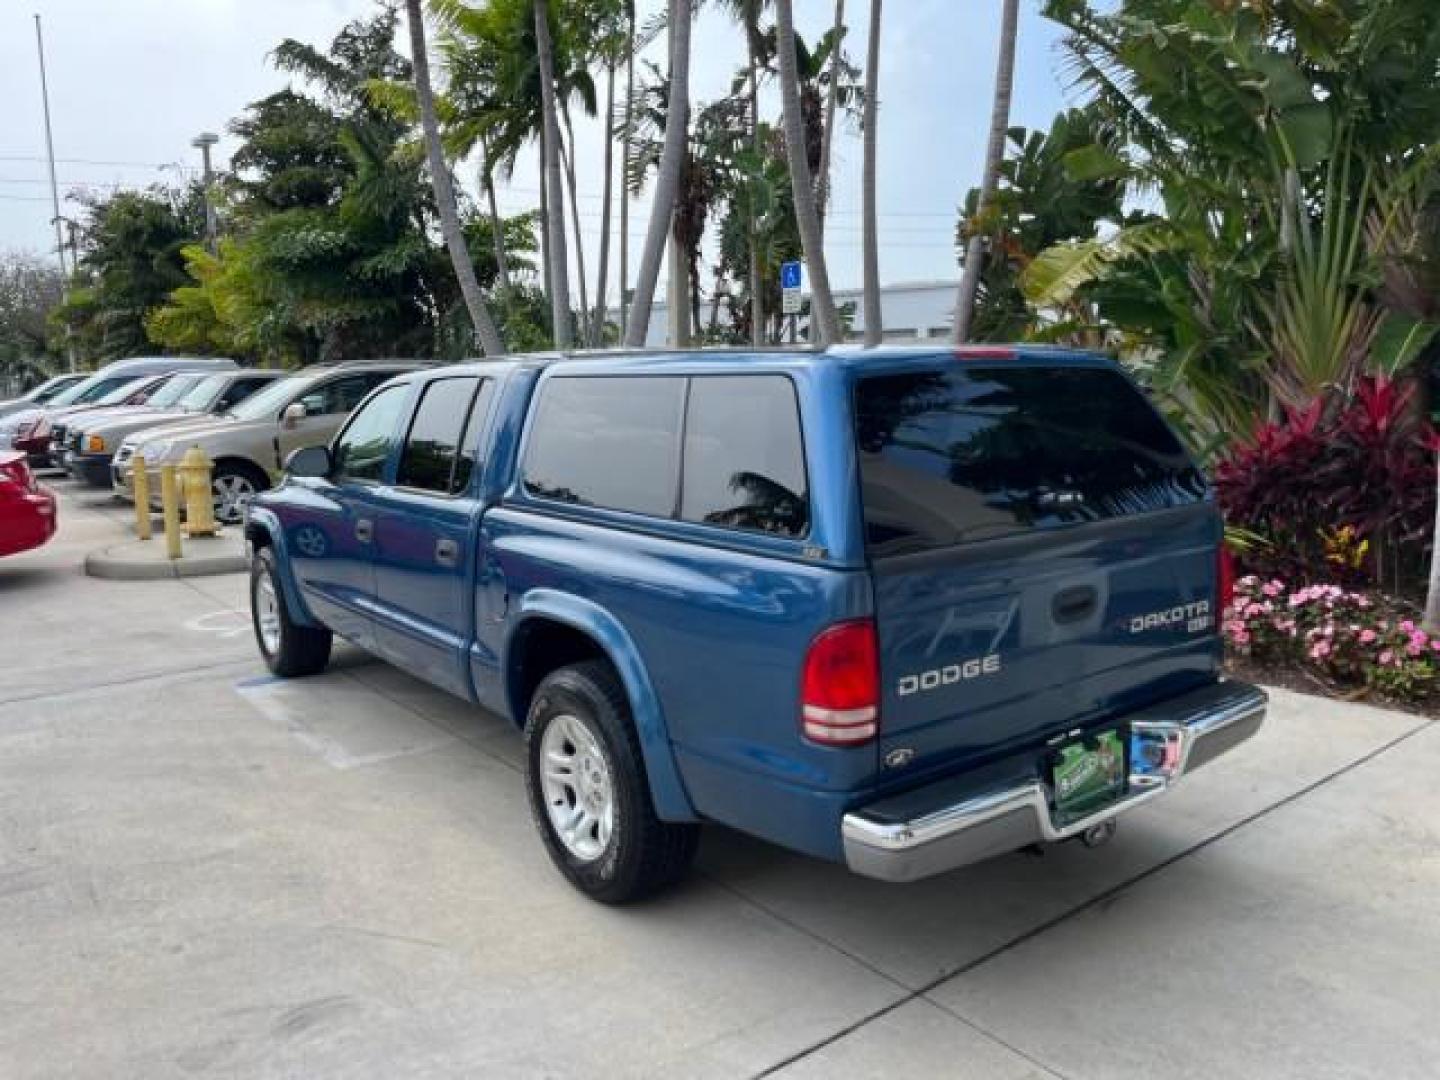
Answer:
[84, 534, 249, 581]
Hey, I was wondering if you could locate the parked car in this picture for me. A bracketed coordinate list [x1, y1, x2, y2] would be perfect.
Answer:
[0, 374, 87, 420]
[15, 374, 188, 470]
[116, 361, 417, 523]
[52, 372, 212, 474]
[64, 369, 286, 488]
[244, 347, 1267, 904]
[0, 357, 236, 463]
[0, 452, 57, 558]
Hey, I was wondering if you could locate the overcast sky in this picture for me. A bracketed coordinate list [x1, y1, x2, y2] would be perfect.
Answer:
[0, 0, 1071, 299]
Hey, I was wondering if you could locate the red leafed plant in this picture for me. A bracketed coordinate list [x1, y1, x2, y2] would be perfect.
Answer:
[1215, 376, 1439, 592]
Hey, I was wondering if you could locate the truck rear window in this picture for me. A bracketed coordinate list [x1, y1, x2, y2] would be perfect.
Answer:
[854, 365, 1207, 557]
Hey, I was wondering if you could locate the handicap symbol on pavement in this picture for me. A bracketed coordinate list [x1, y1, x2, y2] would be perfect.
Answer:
[184, 609, 251, 639]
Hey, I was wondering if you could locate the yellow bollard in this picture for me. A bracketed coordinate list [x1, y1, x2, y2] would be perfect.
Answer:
[179, 445, 218, 538]
[160, 464, 183, 560]
[132, 454, 152, 541]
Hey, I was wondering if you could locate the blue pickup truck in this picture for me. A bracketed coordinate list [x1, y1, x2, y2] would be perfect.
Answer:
[244, 347, 1266, 903]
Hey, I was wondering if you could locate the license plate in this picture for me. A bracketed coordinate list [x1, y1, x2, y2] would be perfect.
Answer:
[1052, 729, 1126, 825]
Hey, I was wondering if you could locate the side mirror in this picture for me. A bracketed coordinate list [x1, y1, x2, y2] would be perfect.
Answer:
[284, 445, 331, 479]
[282, 401, 308, 428]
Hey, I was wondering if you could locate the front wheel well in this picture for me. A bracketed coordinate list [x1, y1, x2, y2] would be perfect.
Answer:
[507, 618, 611, 726]
[212, 456, 270, 489]
[244, 520, 272, 551]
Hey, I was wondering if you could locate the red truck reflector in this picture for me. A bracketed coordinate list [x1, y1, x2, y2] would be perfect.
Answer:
[801, 620, 880, 746]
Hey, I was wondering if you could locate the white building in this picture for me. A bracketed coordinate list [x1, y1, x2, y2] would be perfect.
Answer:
[635, 280, 958, 346]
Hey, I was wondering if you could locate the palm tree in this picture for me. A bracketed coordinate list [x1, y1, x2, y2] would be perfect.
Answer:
[594, 54, 618, 345]
[624, 0, 692, 348]
[774, 0, 841, 344]
[953, 0, 1020, 343]
[404, 0, 505, 356]
[619, 1, 636, 340]
[816, 0, 845, 236]
[861, 0, 881, 347]
[534, 0, 573, 347]
[715, 0, 771, 346]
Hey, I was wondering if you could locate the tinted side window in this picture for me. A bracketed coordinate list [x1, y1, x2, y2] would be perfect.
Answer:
[452, 380, 495, 494]
[302, 373, 393, 417]
[332, 385, 408, 483]
[217, 377, 270, 411]
[854, 366, 1208, 556]
[397, 377, 481, 493]
[522, 376, 684, 516]
[681, 376, 808, 537]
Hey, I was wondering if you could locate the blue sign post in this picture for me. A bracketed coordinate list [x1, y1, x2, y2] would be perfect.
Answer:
[780, 260, 804, 316]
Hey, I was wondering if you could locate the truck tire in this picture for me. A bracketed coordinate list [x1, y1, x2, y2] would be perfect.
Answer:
[250, 546, 332, 678]
[524, 661, 699, 903]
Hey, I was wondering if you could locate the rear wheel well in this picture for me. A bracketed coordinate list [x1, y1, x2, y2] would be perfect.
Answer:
[508, 618, 611, 726]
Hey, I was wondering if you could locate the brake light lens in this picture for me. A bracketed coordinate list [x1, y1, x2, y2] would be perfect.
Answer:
[954, 346, 1016, 361]
[1218, 544, 1236, 611]
[801, 619, 880, 746]
[0, 457, 33, 491]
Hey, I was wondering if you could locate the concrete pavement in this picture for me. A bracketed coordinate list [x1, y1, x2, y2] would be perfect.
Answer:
[0, 480, 1435, 1079]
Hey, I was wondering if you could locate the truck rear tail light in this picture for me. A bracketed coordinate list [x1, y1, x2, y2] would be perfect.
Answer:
[1218, 545, 1236, 611]
[801, 619, 880, 746]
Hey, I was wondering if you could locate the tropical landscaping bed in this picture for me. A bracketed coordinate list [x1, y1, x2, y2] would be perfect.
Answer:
[1214, 376, 1439, 713]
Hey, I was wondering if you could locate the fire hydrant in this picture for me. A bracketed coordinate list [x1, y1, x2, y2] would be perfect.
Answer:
[179, 446, 219, 538]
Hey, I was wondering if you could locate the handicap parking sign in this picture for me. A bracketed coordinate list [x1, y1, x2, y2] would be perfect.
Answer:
[781, 261, 804, 314]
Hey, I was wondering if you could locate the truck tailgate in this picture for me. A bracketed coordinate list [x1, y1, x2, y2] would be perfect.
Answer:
[873, 504, 1219, 773]
[853, 359, 1219, 779]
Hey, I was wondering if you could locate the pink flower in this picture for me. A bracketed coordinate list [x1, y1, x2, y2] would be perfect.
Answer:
[1380, 650, 1395, 666]
[1432, 640, 1440, 654]
[1262, 581, 1282, 598]
[1411, 630, 1429, 647]
[1360, 629, 1377, 645]
[1357, 596, 1372, 609]
[1310, 641, 1332, 660]
[1401, 620, 1416, 634]
[1407, 643, 1423, 658]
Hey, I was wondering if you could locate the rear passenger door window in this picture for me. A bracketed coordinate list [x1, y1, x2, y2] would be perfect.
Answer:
[397, 377, 491, 495]
[522, 376, 684, 516]
[681, 376, 808, 537]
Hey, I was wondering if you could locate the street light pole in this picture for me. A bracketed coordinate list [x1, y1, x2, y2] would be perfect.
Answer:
[191, 132, 219, 253]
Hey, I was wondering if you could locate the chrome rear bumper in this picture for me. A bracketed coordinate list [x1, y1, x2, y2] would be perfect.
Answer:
[841, 681, 1267, 883]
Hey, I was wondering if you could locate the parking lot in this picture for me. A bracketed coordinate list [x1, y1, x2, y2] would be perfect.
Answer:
[2, 480, 1438, 1080]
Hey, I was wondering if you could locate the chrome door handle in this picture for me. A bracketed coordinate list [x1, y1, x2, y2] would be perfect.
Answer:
[355, 518, 373, 543]
[435, 537, 459, 567]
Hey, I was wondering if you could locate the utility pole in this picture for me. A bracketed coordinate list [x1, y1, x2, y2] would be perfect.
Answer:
[34, 14, 75, 372]
[192, 132, 219, 252]
[34, 14, 65, 277]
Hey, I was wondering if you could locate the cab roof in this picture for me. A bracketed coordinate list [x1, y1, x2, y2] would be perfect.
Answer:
[417, 344, 1116, 380]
